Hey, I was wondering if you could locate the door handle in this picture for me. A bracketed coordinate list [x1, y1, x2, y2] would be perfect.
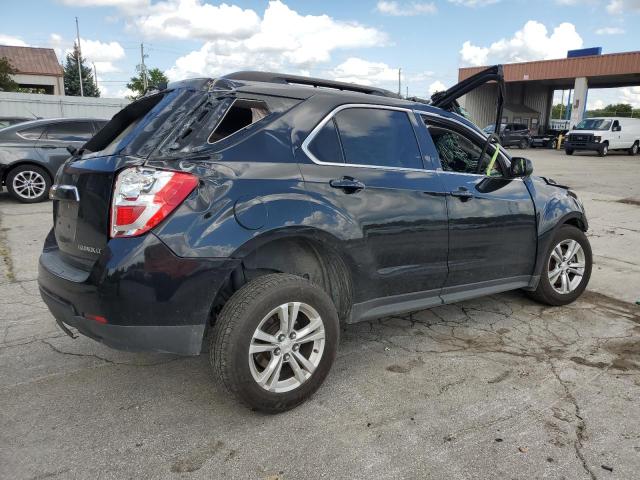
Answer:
[450, 187, 474, 200]
[39, 144, 58, 149]
[330, 177, 365, 193]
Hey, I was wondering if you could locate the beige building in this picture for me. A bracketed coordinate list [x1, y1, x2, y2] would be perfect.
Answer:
[0, 45, 64, 95]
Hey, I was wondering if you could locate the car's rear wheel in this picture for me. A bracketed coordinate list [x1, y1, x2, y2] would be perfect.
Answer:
[210, 273, 339, 413]
[629, 142, 639, 156]
[551, 139, 558, 149]
[519, 138, 528, 149]
[527, 225, 592, 306]
[6, 165, 51, 203]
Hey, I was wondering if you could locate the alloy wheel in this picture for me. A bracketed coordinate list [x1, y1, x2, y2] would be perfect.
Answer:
[248, 302, 325, 393]
[12, 170, 47, 200]
[548, 239, 586, 294]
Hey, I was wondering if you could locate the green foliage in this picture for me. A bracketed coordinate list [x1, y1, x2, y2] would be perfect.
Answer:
[63, 44, 100, 97]
[551, 103, 570, 119]
[0, 57, 19, 92]
[126, 67, 169, 100]
[586, 103, 639, 118]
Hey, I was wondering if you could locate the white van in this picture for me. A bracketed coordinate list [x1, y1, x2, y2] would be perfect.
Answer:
[564, 117, 640, 156]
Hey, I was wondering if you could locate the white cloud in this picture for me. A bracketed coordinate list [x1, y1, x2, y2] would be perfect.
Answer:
[607, 0, 640, 14]
[448, 0, 500, 6]
[375, 1, 437, 16]
[588, 98, 606, 110]
[595, 26, 625, 34]
[620, 86, 640, 107]
[166, 1, 386, 79]
[65, 38, 125, 73]
[0, 34, 28, 47]
[428, 80, 447, 95]
[134, 0, 260, 40]
[460, 20, 583, 66]
[330, 57, 400, 86]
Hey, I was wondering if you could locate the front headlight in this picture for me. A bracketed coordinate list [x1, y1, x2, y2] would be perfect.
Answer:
[594, 136, 601, 142]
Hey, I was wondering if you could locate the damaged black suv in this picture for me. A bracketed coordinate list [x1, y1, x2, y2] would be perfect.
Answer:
[38, 67, 592, 412]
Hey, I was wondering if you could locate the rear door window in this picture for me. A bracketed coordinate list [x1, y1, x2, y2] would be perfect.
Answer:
[332, 108, 422, 169]
[45, 122, 95, 142]
[307, 118, 344, 164]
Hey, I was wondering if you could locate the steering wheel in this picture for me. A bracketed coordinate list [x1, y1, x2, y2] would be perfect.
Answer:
[476, 133, 501, 175]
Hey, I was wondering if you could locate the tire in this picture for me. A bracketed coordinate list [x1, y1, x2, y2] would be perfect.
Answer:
[629, 142, 639, 156]
[551, 139, 558, 150]
[519, 139, 528, 149]
[210, 273, 339, 413]
[565, 149, 574, 155]
[527, 225, 592, 306]
[599, 143, 608, 157]
[6, 165, 51, 203]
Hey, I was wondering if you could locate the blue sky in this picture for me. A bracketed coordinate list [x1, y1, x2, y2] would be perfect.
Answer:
[1, 0, 639, 106]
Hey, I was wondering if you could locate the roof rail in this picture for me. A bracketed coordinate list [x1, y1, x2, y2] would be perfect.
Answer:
[221, 71, 401, 98]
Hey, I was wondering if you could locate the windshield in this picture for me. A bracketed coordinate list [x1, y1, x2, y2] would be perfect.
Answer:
[483, 124, 505, 134]
[575, 119, 612, 131]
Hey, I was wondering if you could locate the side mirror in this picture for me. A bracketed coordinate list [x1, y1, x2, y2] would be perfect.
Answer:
[66, 145, 78, 156]
[510, 157, 533, 177]
[613, 125, 621, 132]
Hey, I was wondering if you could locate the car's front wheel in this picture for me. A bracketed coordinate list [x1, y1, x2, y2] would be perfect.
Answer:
[599, 143, 609, 157]
[528, 225, 592, 306]
[6, 165, 51, 203]
[519, 138, 528, 149]
[210, 273, 339, 413]
[565, 148, 574, 155]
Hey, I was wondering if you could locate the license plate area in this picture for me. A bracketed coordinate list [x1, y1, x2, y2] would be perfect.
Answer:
[54, 200, 79, 245]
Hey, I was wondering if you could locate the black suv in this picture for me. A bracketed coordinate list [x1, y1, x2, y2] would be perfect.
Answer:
[0, 118, 107, 203]
[483, 122, 531, 149]
[38, 68, 591, 412]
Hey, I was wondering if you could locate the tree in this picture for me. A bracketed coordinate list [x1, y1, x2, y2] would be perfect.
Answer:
[551, 103, 572, 119]
[63, 43, 99, 97]
[585, 103, 635, 118]
[126, 67, 169, 100]
[0, 57, 19, 92]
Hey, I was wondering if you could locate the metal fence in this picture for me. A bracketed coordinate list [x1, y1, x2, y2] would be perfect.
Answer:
[0, 92, 129, 120]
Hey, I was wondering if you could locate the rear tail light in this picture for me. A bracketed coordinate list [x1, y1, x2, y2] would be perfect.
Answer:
[110, 167, 198, 238]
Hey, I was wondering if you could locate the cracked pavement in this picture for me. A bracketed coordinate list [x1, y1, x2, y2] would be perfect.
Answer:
[1, 149, 639, 479]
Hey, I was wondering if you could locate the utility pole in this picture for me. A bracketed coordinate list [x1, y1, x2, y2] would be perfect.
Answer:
[93, 62, 98, 91]
[140, 43, 148, 91]
[406, 86, 408, 99]
[75, 16, 84, 97]
[398, 68, 401, 96]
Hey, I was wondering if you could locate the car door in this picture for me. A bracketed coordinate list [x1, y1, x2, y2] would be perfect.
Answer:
[36, 121, 95, 176]
[609, 120, 623, 148]
[422, 115, 537, 300]
[299, 105, 449, 306]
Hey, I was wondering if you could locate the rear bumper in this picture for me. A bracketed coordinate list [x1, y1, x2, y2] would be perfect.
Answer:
[38, 231, 240, 355]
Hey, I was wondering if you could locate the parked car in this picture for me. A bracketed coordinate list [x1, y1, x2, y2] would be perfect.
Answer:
[0, 116, 33, 129]
[483, 122, 531, 149]
[38, 68, 591, 412]
[530, 129, 567, 149]
[0, 118, 107, 202]
[565, 117, 640, 157]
